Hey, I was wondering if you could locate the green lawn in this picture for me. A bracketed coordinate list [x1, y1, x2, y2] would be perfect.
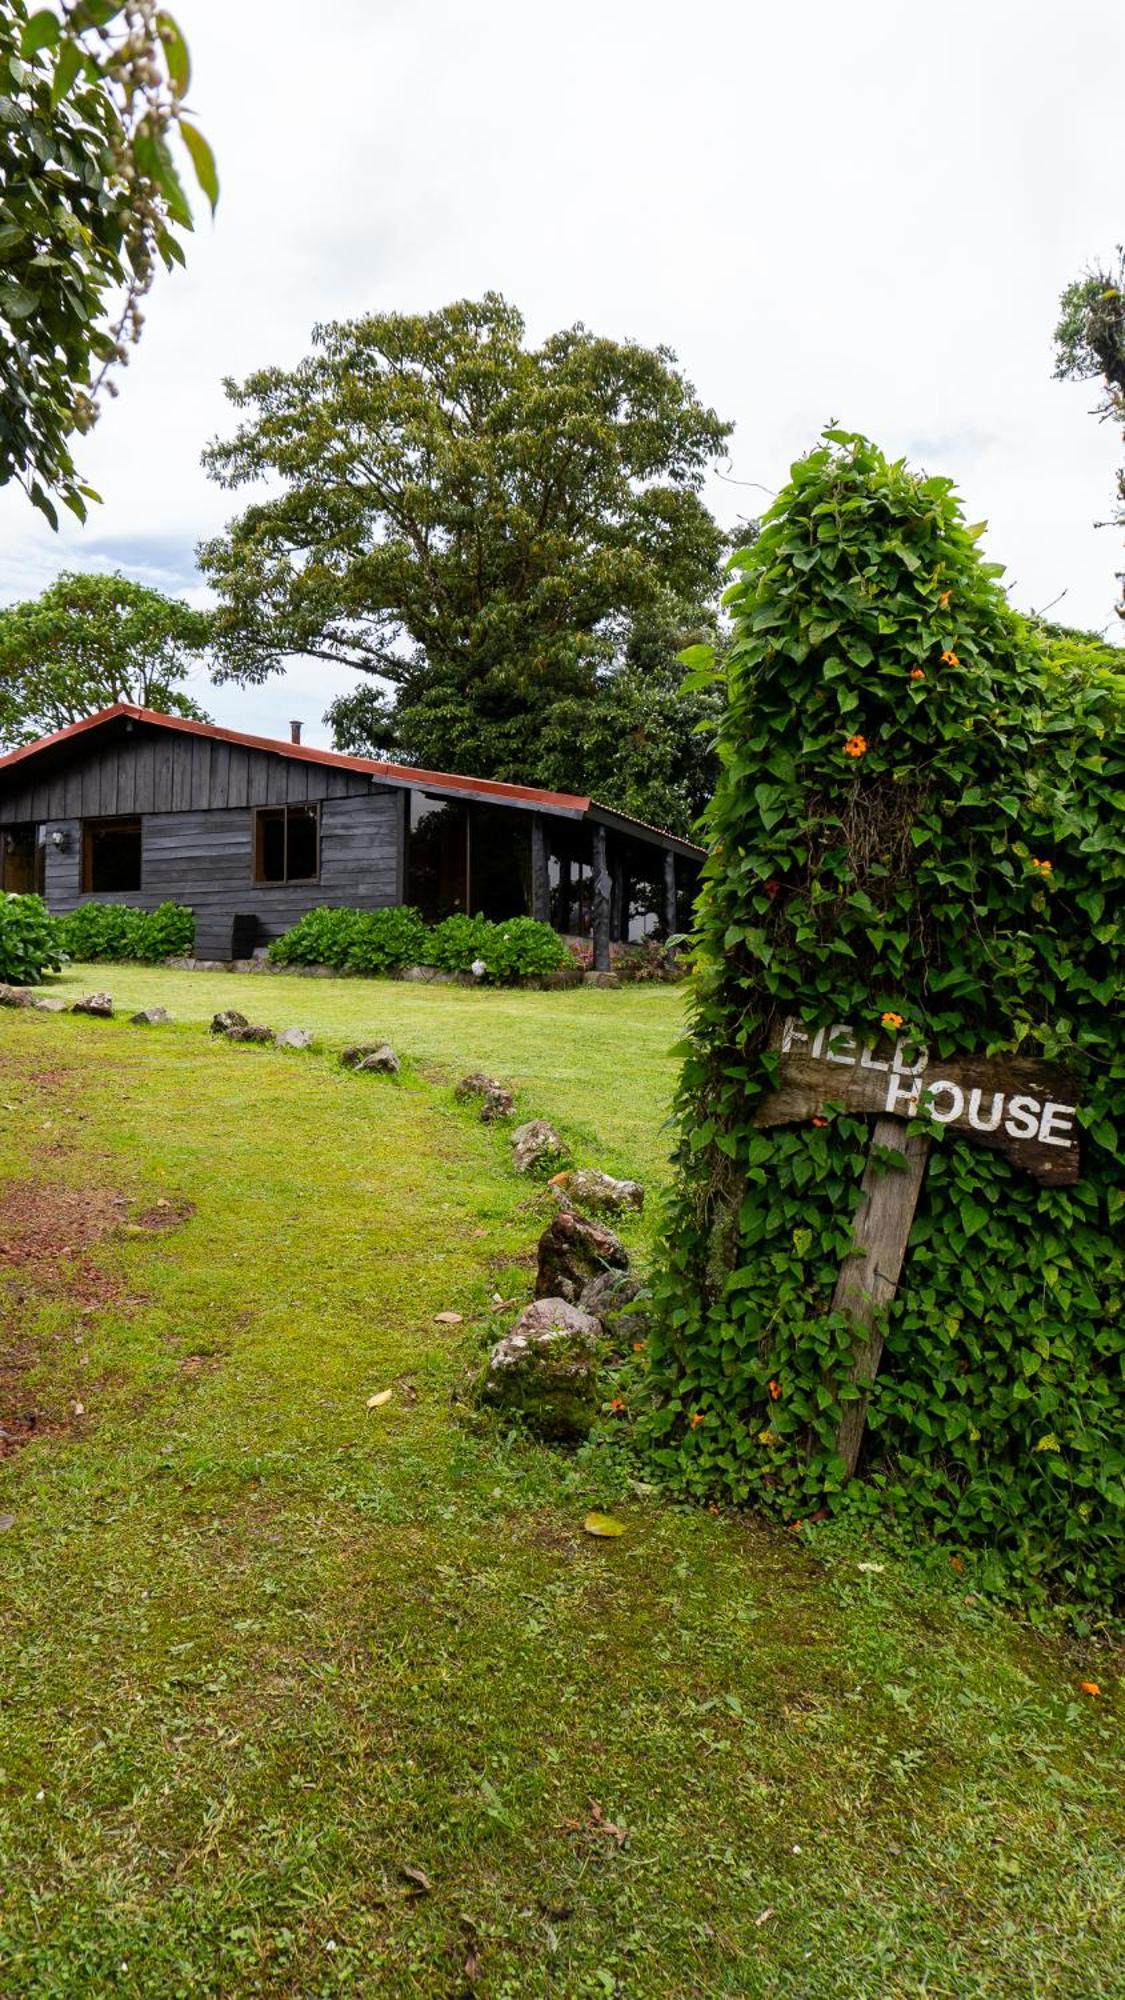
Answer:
[0, 975, 1120, 1999]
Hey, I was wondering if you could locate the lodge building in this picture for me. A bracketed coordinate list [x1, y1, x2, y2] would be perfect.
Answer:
[0, 705, 703, 968]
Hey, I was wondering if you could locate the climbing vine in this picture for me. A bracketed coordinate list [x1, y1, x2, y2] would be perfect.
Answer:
[642, 432, 1123, 1613]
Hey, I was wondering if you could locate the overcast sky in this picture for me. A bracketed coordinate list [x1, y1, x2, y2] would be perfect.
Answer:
[2, 0, 1122, 745]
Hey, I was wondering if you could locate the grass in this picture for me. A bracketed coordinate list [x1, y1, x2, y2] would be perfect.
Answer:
[0, 971, 1121, 1998]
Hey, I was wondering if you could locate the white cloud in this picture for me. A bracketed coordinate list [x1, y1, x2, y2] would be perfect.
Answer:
[2, 0, 1121, 747]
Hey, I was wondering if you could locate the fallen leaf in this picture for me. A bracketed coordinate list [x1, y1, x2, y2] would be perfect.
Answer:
[366, 1389, 393, 1410]
[399, 1864, 432, 1895]
[588, 1800, 630, 1847]
[433, 1311, 463, 1325]
[856, 1561, 885, 1574]
[0, 1514, 14, 1532]
[755, 1906, 775, 1926]
[1078, 1680, 1101, 1697]
[583, 1511, 625, 1538]
[71, 1400, 85, 1417]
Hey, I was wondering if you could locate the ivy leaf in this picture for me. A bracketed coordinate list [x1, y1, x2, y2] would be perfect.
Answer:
[179, 118, 219, 211]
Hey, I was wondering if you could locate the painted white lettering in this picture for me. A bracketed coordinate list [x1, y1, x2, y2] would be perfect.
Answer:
[860, 1043, 889, 1073]
[780, 1018, 809, 1055]
[924, 1080, 965, 1124]
[1003, 1094, 1041, 1141]
[825, 1023, 858, 1066]
[884, 1071, 921, 1117]
[967, 1088, 1004, 1133]
[1038, 1101, 1077, 1149]
[809, 1025, 828, 1059]
[891, 1035, 928, 1079]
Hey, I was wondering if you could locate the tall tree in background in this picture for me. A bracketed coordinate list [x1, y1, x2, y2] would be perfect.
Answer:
[200, 295, 732, 831]
[0, 570, 210, 747]
[0, 1, 217, 525]
[1054, 247, 1125, 622]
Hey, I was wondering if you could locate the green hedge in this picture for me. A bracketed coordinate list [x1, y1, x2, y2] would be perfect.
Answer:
[56, 901, 195, 963]
[0, 892, 63, 986]
[645, 430, 1123, 1615]
[269, 906, 572, 982]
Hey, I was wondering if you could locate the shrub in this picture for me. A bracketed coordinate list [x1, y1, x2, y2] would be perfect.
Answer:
[268, 905, 427, 973]
[422, 913, 493, 972]
[0, 893, 63, 986]
[645, 430, 1123, 1615]
[56, 901, 194, 963]
[478, 917, 572, 981]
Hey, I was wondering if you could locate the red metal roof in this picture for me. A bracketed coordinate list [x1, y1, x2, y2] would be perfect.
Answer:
[0, 703, 591, 810]
[0, 702, 705, 853]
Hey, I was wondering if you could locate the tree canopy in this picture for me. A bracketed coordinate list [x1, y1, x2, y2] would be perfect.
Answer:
[0, 1, 217, 525]
[199, 294, 731, 826]
[0, 568, 211, 747]
[1053, 247, 1125, 622]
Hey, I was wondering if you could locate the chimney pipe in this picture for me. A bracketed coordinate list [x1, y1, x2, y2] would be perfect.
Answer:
[289, 720, 302, 745]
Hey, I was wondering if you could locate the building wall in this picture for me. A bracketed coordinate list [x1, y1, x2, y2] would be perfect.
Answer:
[0, 726, 405, 952]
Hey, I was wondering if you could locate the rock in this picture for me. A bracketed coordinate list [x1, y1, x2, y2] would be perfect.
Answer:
[71, 992, 113, 1018]
[0, 984, 32, 1008]
[579, 1269, 650, 1341]
[210, 1009, 248, 1036]
[225, 1023, 276, 1044]
[512, 1119, 568, 1175]
[353, 1044, 399, 1074]
[481, 1297, 605, 1440]
[548, 1168, 644, 1215]
[536, 1209, 628, 1303]
[480, 1085, 515, 1121]
[340, 1042, 380, 1068]
[276, 1026, 313, 1049]
[130, 1007, 172, 1026]
[456, 1071, 505, 1102]
[30, 996, 67, 1013]
[582, 971, 621, 989]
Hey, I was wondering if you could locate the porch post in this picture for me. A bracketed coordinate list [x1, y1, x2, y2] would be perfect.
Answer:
[591, 823, 611, 972]
[663, 850, 677, 937]
[530, 813, 550, 922]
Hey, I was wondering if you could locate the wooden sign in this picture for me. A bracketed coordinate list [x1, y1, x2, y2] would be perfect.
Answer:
[757, 1018, 1080, 1185]
[755, 1017, 1082, 1477]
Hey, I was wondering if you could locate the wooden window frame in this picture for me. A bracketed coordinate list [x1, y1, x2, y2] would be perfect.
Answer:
[252, 803, 321, 887]
[82, 815, 143, 894]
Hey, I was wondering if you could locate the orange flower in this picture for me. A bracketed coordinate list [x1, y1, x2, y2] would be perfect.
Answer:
[939, 589, 952, 608]
[811, 1115, 829, 1128]
[632, 1339, 647, 1353]
[1031, 857, 1053, 875]
[768, 1378, 782, 1401]
[881, 1010, 904, 1030]
[764, 878, 781, 900]
[843, 733, 867, 758]
[609, 1397, 628, 1416]
[688, 1410, 705, 1429]
[1078, 1680, 1101, 1697]
[910, 668, 925, 681]
[940, 649, 960, 667]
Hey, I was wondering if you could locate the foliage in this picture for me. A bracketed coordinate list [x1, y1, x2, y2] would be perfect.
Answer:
[268, 904, 571, 983]
[199, 293, 730, 805]
[267, 904, 428, 976]
[0, 570, 211, 748]
[644, 430, 1124, 1613]
[55, 897, 193, 961]
[0, 889, 62, 982]
[1053, 247, 1125, 622]
[0, 1, 217, 524]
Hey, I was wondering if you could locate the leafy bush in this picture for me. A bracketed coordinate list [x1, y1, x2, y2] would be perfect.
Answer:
[56, 901, 194, 963]
[268, 905, 427, 973]
[0, 893, 63, 986]
[477, 917, 572, 981]
[421, 913, 493, 972]
[645, 430, 1123, 1614]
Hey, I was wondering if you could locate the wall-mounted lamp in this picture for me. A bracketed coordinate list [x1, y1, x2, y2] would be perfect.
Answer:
[50, 828, 69, 852]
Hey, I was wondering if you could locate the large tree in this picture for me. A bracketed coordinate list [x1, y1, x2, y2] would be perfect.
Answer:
[1053, 247, 1125, 622]
[199, 294, 732, 811]
[0, 569, 211, 747]
[0, 1, 217, 525]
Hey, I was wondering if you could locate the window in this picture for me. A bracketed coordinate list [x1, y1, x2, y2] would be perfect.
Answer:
[83, 817, 142, 893]
[404, 794, 467, 920]
[253, 804, 319, 884]
[1, 823, 42, 895]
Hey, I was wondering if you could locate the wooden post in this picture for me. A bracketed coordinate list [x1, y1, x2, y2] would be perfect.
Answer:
[530, 814, 550, 922]
[663, 850, 677, 938]
[591, 824, 611, 972]
[832, 1116, 931, 1478]
[609, 855, 625, 941]
[558, 854, 572, 932]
